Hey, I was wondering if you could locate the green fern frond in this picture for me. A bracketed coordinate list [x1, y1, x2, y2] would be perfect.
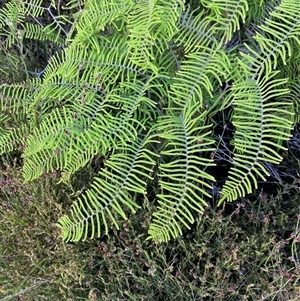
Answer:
[61, 78, 156, 181]
[219, 72, 294, 204]
[175, 7, 217, 53]
[25, 29, 156, 183]
[148, 103, 215, 242]
[0, 79, 38, 154]
[239, 0, 300, 79]
[169, 48, 231, 109]
[38, 34, 142, 101]
[245, 0, 269, 25]
[72, 0, 133, 44]
[32, 33, 146, 119]
[0, 123, 32, 155]
[0, 80, 38, 122]
[0, 0, 63, 47]
[0, 0, 26, 33]
[20, 23, 60, 43]
[22, 106, 87, 181]
[275, 74, 300, 124]
[57, 135, 158, 242]
[201, 0, 249, 45]
[127, 0, 184, 71]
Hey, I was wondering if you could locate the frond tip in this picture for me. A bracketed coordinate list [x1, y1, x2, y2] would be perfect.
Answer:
[56, 135, 158, 242]
[147, 103, 215, 242]
[219, 72, 293, 204]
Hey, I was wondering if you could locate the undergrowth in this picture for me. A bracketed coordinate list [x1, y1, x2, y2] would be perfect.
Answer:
[1, 149, 300, 300]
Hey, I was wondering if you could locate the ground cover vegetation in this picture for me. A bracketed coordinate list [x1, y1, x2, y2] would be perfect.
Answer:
[0, 0, 300, 299]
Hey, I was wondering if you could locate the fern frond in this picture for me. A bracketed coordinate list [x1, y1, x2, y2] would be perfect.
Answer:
[24, 29, 156, 182]
[148, 102, 215, 242]
[22, 106, 87, 181]
[201, 0, 249, 45]
[0, 0, 26, 33]
[19, 23, 60, 43]
[71, 0, 132, 44]
[0, 79, 38, 122]
[169, 48, 231, 109]
[61, 78, 156, 181]
[0, 0, 64, 47]
[0, 79, 38, 154]
[57, 135, 158, 242]
[0, 123, 32, 155]
[219, 72, 293, 203]
[127, 0, 184, 71]
[239, 0, 300, 79]
[175, 7, 217, 53]
[276, 78, 300, 124]
[37, 34, 144, 105]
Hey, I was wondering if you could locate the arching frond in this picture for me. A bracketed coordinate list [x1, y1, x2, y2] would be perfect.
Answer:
[0, 79, 38, 154]
[61, 78, 156, 182]
[175, 7, 217, 53]
[0, 0, 64, 47]
[127, 0, 184, 71]
[200, 0, 249, 45]
[0, 79, 39, 122]
[0, 124, 32, 155]
[22, 106, 86, 181]
[22, 22, 64, 43]
[169, 48, 231, 109]
[57, 135, 158, 242]
[71, 0, 133, 44]
[148, 102, 215, 242]
[219, 72, 293, 203]
[35, 34, 146, 113]
[239, 0, 300, 79]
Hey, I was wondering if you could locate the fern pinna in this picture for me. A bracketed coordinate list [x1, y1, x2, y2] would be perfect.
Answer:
[0, 0, 299, 242]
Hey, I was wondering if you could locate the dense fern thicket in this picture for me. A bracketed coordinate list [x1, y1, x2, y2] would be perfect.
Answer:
[0, 0, 300, 243]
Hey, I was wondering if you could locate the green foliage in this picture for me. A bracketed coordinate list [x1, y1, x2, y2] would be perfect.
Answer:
[58, 135, 158, 242]
[1, 0, 300, 243]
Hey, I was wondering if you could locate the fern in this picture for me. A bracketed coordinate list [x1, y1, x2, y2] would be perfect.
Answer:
[148, 103, 215, 242]
[127, 0, 184, 70]
[239, 0, 300, 79]
[219, 72, 293, 203]
[200, 0, 249, 45]
[0, 0, 299, 242]
[57, 135, 158, 241]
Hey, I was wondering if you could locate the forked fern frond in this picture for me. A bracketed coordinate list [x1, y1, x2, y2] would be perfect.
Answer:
[169, 47, 231, 109]
[57, 135, 158, 242]
[200, 0, 249, 45]
[239, 0, 300, 79]
[127, 0, 184, 71]
[219, 72, 294, 203]
[148, 102, 215, 242]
